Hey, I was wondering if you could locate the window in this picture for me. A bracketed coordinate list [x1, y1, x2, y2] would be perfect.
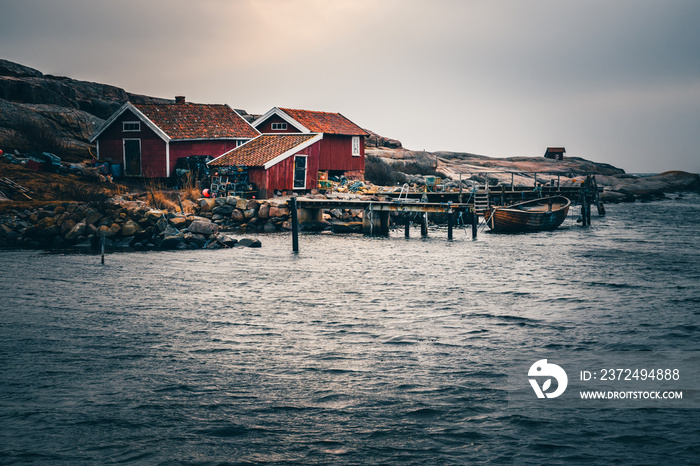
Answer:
[271, 122, 287, 131]
[351, 136, 360, 156]
[123, 121, 140, 132]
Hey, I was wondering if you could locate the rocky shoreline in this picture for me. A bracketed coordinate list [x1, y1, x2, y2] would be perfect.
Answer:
[0, 194, 370, 251]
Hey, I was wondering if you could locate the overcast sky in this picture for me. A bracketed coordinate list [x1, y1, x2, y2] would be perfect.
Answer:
[1, 0, 699, 173]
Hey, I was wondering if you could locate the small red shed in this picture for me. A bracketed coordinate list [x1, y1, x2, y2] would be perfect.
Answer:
[89, 97, 260, 177]
[252, 107, 369, 179]
[544, 147, 566, 160]
[208, 133, 323, 198]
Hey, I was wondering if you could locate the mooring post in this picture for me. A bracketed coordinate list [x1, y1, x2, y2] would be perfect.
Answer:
[405, 215, 410, 238]
[447, 209, 453, 240]
[586, 195, 592, 226]
[379, 211, 390, 236]
[472, 208, 478, 239]
[290, 196, 299, 252]
[101, 232, 105, 264]
[421, 212, 428, 237]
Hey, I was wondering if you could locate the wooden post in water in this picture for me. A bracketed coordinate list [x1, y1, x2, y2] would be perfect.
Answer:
[101, 232, 105, 264]
[472, 208, 478, 239]
[290, 197, 299, 252]
[447, 210, 453, 240]
[586, 195, 592, 226]
[421, 212, 428, 237]
[405, 216, 410, 238]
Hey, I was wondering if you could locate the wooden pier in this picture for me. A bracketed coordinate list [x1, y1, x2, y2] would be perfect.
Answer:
[288, 174, 604, 252]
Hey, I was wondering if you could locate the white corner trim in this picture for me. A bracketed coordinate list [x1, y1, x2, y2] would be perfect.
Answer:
[251, 107, 310, 133]
[166, 141, 170, 177]
[263, 133, 323, 170]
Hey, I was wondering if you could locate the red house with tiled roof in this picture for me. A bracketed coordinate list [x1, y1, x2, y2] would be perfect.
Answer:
[90, 96, 259, 177]
[252, 107, 369, 178]
[209, 134, 323, 198]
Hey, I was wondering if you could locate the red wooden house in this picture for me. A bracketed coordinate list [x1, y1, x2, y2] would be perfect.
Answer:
[89, 96, 260, 177]
[208, 133, 323, 199]
[252, 107, 369, 179]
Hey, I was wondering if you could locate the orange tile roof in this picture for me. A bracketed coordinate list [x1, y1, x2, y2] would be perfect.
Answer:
[279, 108, 369, 136]
[134, 102, 259, 140]
[209, 134, 319, 167]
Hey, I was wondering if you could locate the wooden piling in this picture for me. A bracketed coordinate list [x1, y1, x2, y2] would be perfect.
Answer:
[101, 233, 105, 264]
[290, 197, 299, 252]
[405, 216, 410, 238]
[379, 211, 390, 236]
[447, 210, 453, 240]
[472, 208, 478, 239]
[421, 212, 428, 237]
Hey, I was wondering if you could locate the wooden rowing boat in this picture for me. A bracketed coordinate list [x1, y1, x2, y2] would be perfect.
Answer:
[484, 196, 570, 232]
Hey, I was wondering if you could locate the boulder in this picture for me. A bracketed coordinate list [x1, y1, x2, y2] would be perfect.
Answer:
[184, 232, 207, 248]
[60, 219, 77, 234]
[120, 220, 141, 237]
[230, 209, 245, 223]
[155, 218, 169, 232]
[145, 210, 166, 224]
[257, 203, 270, 219]
[84, 208, 102, 226]
[169, 216, 187, 228]
[244, 208, 257, 219]
[188, 219, 219, 236]
[37, 216, 55, 229]
[238, 238, 262, 248]
[269, 205, 290, 218]
[212, 204, 235, 216]
[64, 220, 86, 240]
[245, 199, 260, 211]
[263, 221, 277, 233]
[236, 198, 249, 210]
[160, 236, 185, 250]
[161, 225, 180, 237]
[96, 225, 115, 238]
[219, 235, 238, 247]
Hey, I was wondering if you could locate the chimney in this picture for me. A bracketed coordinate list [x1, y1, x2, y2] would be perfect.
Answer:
[175, 96, 186, 104]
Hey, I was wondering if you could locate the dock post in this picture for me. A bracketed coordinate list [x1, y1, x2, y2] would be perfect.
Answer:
[405, 215, 410, 238]
[101, 232, 105, 264]
[421, 212, 428, 237]
[447, 209, 453, 240]
[472, 208, 478, 239]
[379, 211, 390, 236]
[586, 196, 592, 226]
[291, 197, 299, 252]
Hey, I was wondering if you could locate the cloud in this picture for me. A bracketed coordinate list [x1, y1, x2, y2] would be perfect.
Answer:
[1, 0, 698, 172]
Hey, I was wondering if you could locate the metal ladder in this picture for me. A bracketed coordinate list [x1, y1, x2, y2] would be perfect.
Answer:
[473, 189, 490, 214]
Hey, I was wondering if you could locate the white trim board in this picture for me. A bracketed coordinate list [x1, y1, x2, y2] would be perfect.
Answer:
[263, 133, 323, 169]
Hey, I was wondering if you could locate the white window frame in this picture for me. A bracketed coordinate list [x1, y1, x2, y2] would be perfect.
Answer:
[271, 122, 288, 131]
[123, 121, 141, 132]
[351, 136, 360, 156]
[293, 155, 307, 190]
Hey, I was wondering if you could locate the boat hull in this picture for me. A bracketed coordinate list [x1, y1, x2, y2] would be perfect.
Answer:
[484, 196, 570, 233]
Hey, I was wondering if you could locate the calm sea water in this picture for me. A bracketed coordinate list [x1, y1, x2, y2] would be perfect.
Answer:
[1, 194, 699, 464]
